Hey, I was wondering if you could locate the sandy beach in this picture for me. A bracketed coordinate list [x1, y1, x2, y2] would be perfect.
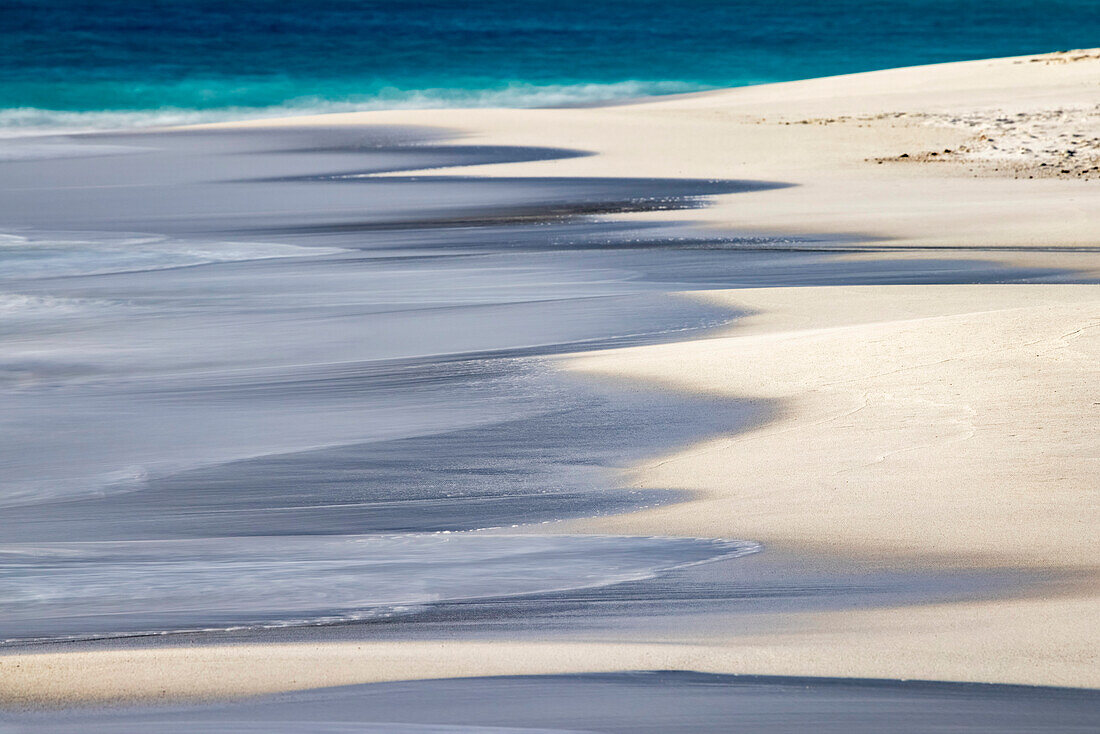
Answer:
[2, 49, 1098, 709]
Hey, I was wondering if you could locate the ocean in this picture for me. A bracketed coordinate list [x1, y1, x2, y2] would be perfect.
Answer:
[2, 0, 1099, 132]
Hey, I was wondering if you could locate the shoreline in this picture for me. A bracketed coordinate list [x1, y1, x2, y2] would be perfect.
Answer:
[2, 49, 1099, 708]
[196, 50, 1100, 253]
[568, 283, 1099, 567]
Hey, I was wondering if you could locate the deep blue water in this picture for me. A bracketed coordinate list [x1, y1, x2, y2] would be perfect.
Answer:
[2, 0, 1098, 129]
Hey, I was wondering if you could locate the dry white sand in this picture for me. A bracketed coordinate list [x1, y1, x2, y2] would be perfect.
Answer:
[570, 284, 1100, 569]
[3, 50, 1099, 708]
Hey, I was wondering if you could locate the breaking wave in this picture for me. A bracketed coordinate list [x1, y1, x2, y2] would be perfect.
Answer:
[0, 81, 705, 136]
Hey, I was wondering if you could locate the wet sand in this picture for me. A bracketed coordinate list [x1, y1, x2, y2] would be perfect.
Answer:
[0, 125, 1032, 649]
[1, 50, 1098, 719]
[6, 672, 1100, 733]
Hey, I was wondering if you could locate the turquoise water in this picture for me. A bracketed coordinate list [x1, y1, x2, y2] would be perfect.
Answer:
[3, 0, 1099, 129]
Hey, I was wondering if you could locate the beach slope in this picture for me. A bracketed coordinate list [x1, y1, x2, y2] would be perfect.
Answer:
[2, 49, 1098, 707]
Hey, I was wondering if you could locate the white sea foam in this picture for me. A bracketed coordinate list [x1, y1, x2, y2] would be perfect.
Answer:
[0, 534, 760, 643]
[0, 81, 705, 136]
[0, 232, 346, 278]
[0, 293, 111, 318]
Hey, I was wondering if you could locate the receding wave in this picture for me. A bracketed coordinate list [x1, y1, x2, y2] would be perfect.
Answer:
[0, 232, 345, 279]
[0, 293, 114, 319]
[0, 534, 760, 643]
[0, 81, 706, 135]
